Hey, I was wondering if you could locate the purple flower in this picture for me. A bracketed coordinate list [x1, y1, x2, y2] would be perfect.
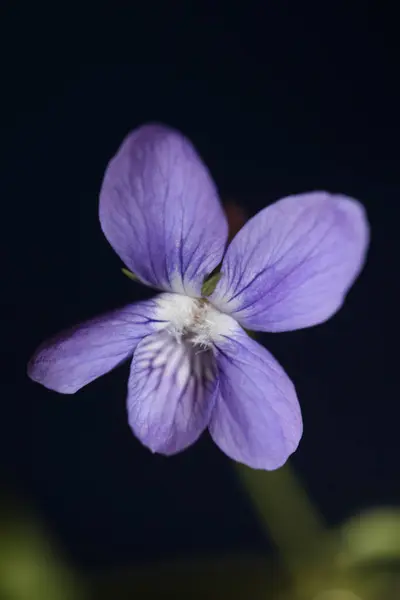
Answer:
[28, 124, 369, 470]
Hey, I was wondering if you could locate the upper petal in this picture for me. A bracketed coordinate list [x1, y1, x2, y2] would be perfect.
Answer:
[127, 330, 218, 455]
[209, 326, 302, 470]
[99, 124, 228, 296]
[27, 298, 166, 394]
[209, 192, 369, 331]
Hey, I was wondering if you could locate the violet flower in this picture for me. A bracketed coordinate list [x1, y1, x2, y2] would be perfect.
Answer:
[28, 124, 369, 470]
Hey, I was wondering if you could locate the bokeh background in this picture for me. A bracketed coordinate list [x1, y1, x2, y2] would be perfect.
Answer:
[1, 3, 398, 599]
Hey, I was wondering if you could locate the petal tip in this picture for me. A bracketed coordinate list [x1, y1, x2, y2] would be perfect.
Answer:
[27, 349, 78, 395]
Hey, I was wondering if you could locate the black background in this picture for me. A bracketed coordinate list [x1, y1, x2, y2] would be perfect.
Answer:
[1, 2, 398, 573]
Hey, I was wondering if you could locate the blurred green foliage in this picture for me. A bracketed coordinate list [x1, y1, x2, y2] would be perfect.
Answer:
[2, 471, 400, 600]
[0, 500, 83, 600]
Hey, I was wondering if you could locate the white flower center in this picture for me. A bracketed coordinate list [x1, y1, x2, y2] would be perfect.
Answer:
[156, 293, 237, 349]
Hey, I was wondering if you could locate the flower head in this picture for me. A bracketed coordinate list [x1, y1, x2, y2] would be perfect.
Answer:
[28, 124, 369, 470]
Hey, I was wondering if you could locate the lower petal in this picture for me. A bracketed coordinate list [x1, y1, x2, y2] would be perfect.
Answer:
[209, 327, 302, 470]
[128, 330, 218, 455]
[27, 298, 166, 394]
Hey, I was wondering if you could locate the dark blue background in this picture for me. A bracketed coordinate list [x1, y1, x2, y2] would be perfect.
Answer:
[1, 2, 398, 572]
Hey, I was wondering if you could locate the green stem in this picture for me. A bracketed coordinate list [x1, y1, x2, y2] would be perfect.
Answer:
[236, 462, 327, 577]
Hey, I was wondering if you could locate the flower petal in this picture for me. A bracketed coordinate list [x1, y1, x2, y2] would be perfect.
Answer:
[210, 192, 369, 331]
[99, 124, 228, 296]
[27, 298, 166, 394]
[209, 326, 302, 470]
[127, 330, 218, 455]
